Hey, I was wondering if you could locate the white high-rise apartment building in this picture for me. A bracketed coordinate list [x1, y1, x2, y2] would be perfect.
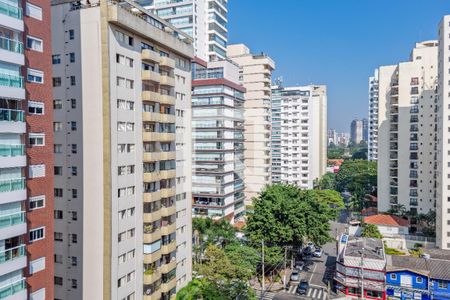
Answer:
[227, 44, 275, 203]
[271, 85, 327, 189]
[51, 1, 193, 298]
[377, 41, 438, 222]
[136, 0, 228, 62]
[368, 69, 379, 161]
[437, 15, 450, 249]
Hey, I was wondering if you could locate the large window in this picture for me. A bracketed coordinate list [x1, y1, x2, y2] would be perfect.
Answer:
[30, 227, 45, 242]
[27, 36, 43, 52]
[27, 69, 44, 84]
[26, 2, 43, 20]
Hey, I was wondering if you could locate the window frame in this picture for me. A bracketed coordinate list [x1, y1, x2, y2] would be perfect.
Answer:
[29, 227, 45, 242]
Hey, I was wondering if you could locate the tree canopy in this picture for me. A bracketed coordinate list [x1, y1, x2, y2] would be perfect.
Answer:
[245, 184, 344, 247]
[361, 223, 382, 239]
[335, 159, 377, 196]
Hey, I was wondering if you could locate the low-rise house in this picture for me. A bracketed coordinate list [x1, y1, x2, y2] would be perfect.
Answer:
[385, 249, 450, 300]
[364, 214, 409, 237]
[335, 235, 386, 299]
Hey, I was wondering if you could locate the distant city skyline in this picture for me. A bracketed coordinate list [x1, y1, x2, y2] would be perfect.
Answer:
[227, 0, 449, 132]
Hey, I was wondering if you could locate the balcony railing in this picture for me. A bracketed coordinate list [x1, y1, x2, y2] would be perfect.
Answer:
[0, 144, 24, 157]
[0, 178, 25, 193]
[0, 73, 24, 88]
[0, 109, 24, 122]
[0, 245, 25, 264]
[0, 278, 25, 299]
[0, 37, 23, 54]
[0, 211, 25, 228]
[0, 1, 23, 19]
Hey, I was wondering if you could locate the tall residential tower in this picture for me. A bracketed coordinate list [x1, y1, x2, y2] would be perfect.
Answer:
[51, 0, 193, 298]
[271, 85, 327, 188]
[368, 69, 379, 161]
[227, 44, 275, 203]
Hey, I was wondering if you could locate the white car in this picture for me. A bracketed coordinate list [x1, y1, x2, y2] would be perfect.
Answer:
[290, 270, 300, 282]
[313, 248, 323, 258]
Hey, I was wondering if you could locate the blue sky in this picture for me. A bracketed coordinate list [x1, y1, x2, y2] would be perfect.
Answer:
[227, 0, 449, 132]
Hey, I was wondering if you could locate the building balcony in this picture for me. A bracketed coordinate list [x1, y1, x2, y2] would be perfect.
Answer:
[161, 222, 176, 236]
[142, 49, 160, 63]
[159, 94, 176, 106]
[161, 205, 176, 217]
[143, 170, 176, 182]
[161, 240, 176, 254]
[0, 211, 25, 241]
[160, 75, 175, 87]
[142, 91, 160, 102]
[143, 112, 176, 123]
[143, 132, 176, 142]
[160, 259, 176, 274]
[144, 190, 161, 202]
[143, 151, 176, 162]
[160, 56, 175, 69]
[0, 74, 24, 100]
[144, 249, 162, 264]
[161, 277, 176, 293]
[0, 109, 24, 131]
[142, 70, 161, 83]
[0, 37, 24, 66]
[0, 278, 26, 300]
[143, 210, 161, 223]
[143, 228, 162, 243]
[143, 268, 162, 285]
[143, 290, 162, 300]
[0, 2, 23, 32]
[0, 245, 26, 277]
[0, 144, 25, 169]
[160, 187, 176, 198]
[0, 178, 25, 206]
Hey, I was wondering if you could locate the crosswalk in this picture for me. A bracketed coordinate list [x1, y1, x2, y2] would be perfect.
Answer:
[255, 285, 327, 299]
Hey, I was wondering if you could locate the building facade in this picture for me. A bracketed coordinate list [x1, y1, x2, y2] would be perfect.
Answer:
[0, 0, 54, 299]
[51, 1, 192, 299]
[350, 118, 363, 144]
[136, 0, 228, 62]
[271, 85, 327, 189]
[369, 69, 379, 161]
[437, 15, 450, 250]
[227, 44, 275, 203]
[191, 58, 246, 223]
[377, 41, 438, 222]
[328, 129, 337, 146]
[362, 118, 369, 143]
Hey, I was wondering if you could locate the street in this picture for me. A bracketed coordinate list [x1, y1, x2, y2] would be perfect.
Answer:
[256, 221, 346, 300]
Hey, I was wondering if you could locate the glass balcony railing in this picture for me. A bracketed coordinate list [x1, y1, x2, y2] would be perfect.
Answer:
[0, 245, 25, 264]
[0, 178, 25, 193]
[0, 1, 23, 20]
[0, 212, 25, 229]
[0, 73, 23, 89]
[0, 37, 23, 54]
[0, 109, 24, 122]
[0, 279, 25, 299]
[0, 144, 24, 157]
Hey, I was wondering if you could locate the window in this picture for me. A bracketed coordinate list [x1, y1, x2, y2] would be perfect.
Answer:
[28, 69, 44, 84]
[54, 210, 63, 219]
[417, 277, 423, 283]
[27, 36, 43, 52]
[71, 234, 77, 243]
[54, 188, 63, 197]
[71, 166, 77, 176]
[390, 274, 397, 280]
[71, 256, 77, 266]
[71, 121, 77, 131]
[54, 166, 63, 175]
[26, 2, 43, 20]
[69, 30, 75, 40]
[29, 195, 45, 210]
[52, 55, 61, 64]
[28, 101, 44, 115]
[28, 133, 45, 147]
[54, 254, 62, 264]
[54, 276, 63, 286]
[71, 144, 77, 154]
[53, 99, 62, 109]
[52, 77, 61, 87]
[53, 122, 63, 132]
[69, 53, 75, 63]
[30, 227, 45, 242]
[29, 164, 45, 178]
[54, 144, 62, 153]
[70, 76, 76, 86]
[54, 232, 63, 241]
[71, 211, 77, 221]
[72, 189, 78, 199]
[438, 280, 449, 289]
[71, 98, 76, 109]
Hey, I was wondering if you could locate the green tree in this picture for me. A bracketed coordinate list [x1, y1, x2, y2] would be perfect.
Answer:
[224, 243, 260, 280]
[176, 278, 225, 300]
[361, 223, 382, 239]
[316, 172, 337, 190]
[245, 184, 343, 247]
[335, 160, 377, 196]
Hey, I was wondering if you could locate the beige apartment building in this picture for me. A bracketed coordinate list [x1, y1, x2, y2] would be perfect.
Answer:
[51, 0, 192, 299]
[376, 41, 438, 228]
[227, 44, 275, 203]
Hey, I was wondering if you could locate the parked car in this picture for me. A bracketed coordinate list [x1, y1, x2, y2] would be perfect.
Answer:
[295, 261, 305, 271]
[290, 270, 300, 282]
[296, 281, 309, 295]
[313, 248, 323, 258]
[307, 242, 315, 249]
[302, 246, 312, 255]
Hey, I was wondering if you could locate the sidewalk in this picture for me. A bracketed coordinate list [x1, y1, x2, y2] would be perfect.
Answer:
[251, 268, 292, 293]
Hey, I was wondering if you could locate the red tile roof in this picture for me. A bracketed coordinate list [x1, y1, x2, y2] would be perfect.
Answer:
[364, 214, 409, 227]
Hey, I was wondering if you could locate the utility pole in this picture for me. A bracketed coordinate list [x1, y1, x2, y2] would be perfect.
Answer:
[283, 246, 287, 290]
[361, 243, 365, 300]
[261, 239, 265, 298]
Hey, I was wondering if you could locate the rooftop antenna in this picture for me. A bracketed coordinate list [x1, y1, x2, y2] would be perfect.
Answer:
[274, 76, 283, 88]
